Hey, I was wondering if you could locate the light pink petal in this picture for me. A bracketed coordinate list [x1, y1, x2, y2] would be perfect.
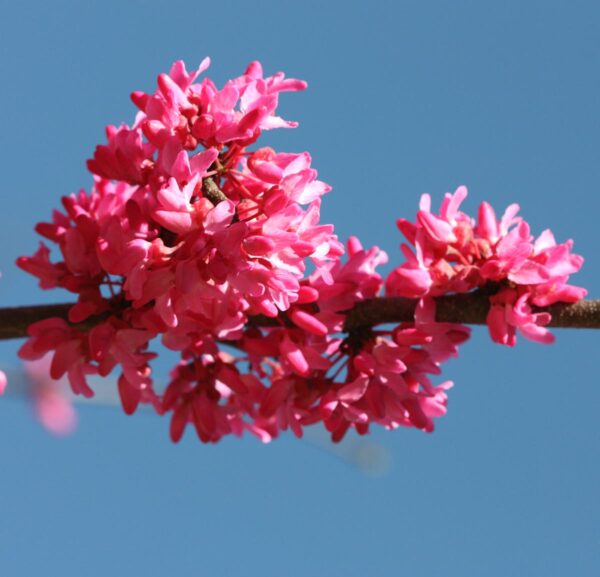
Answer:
[419, 193, 431, 212]
[154, 210, 193, 234]
[533, 229, 556, 253]
[190, 148, 219, 175]
[204, 200, 235, 234]
[509, 261, 550, 285]
[157, 178, 187, 210]
[519, 323, 555, 344]
[170, 150, 192, 181]
[499, 203, 521, 234]
[245, 60, 263, 78]
[417, 211, 457, 244]
[35, 388, 77, 436]
[443, 186, 468, 220]
[197, 56, 211, 75]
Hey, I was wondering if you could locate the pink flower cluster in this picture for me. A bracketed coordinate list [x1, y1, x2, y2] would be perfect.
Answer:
[386, 186, 586, 345]
[15, 59, 586, 443]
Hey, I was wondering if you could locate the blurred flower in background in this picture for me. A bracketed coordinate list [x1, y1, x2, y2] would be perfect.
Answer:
[23, 356, 77, 436]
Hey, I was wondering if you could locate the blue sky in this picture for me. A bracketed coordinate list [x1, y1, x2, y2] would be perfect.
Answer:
[0, 1, 599, 575]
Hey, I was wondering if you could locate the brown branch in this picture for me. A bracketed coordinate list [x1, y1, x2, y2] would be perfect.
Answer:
[1, 296, 599, 341]
[0, 303, 71, 340]
[344, 294, 600, 331]
[203, 176, 228, 205]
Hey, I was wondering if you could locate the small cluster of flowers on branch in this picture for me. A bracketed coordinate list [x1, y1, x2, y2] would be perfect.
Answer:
[9, 58, 586, 443]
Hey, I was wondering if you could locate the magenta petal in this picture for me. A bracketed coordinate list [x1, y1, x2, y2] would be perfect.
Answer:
[154, 210, 192, 234]
[243, 235, 276, 256]
[477, 201, 499, 241]
[487, 305, 515, 346]
[509, 261, 550, 285]
[280, 336, 309, 376]
[338, 376, 369, 403]
[519, 323, 555, 344]
[289, 309, 329, 337]
[190, 147, 219, 175]
[417, 211, 457, 244]
[386, 266, 431, 298]
[443, 185, 468, 220]
[204, 200, 235, 234]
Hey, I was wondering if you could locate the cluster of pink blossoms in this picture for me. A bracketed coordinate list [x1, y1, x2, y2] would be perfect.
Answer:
[15, 59, 586, 443]
[386, 187, 586, 345]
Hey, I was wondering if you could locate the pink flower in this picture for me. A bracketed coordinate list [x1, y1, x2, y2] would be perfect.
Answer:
[14, 59, 587, 445]
[131, 59, 306, 150]
[386, 186, 585, 346]
[19, 318, 96, 398]
[487, 288, 554, 346]
[0, 370, 6, 396]
[24, 357, 77, 436]
[87, 125, 155, 185]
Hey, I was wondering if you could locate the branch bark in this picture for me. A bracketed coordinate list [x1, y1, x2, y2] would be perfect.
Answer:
[203, 176, 228, 205]
[0, 296, 598, 341]
[344, 294, 600, 331]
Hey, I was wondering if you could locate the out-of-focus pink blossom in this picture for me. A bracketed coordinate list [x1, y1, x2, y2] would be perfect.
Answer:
[24, 356, 77, 436]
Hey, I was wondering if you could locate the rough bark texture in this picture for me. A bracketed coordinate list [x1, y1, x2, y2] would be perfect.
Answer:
[1, 297, 598, 341]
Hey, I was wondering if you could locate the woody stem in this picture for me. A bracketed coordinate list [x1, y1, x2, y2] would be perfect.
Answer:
[0, 296, 598, 341]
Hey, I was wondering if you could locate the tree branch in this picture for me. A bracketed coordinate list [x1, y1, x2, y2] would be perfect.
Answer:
[344, 294, 600, 331]
[203, 176, 228, 205]
[0, 296, 598, 341]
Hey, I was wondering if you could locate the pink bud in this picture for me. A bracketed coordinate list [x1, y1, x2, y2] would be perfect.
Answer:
[191, 115, 214, 140]
[477, 202, 499, 241]
[243, 235, 276, 256]
[297, 286, 319, 304]
[130, 90, 148, 110]
[292, 241, 316, 257]
[347, 236, 363, 256]
[245, 60, 263, 78]
[280, 336, 309, 376]
[289, 309, 328, 337]
[142, 120, 169, 147]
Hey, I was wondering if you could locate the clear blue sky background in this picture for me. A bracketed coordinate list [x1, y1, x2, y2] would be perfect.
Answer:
[0, 1, 599, 575]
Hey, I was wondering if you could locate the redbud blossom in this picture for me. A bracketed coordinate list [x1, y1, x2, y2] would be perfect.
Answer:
[386, 187, 585, 346]
[14, 59, 586, 443]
